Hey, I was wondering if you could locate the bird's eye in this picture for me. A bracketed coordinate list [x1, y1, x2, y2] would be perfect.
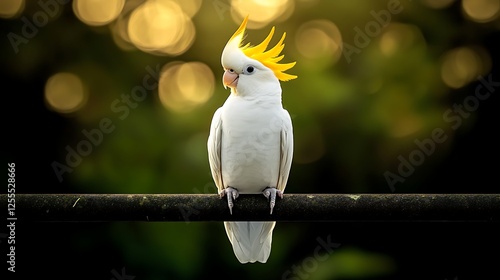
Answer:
[228, 69, 235, 73]
[243, 65, 255, 75]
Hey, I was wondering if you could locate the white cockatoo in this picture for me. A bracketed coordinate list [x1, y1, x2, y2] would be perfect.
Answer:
[207, 16, 296, 263]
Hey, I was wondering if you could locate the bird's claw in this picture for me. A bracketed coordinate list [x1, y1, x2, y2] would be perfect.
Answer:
[263, 187, 283, 214]
[219, 187, 239, 215]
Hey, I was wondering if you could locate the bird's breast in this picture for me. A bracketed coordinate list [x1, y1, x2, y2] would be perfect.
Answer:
[220, 97, 283, 193]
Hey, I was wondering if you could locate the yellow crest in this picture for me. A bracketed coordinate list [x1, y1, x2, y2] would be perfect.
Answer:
[228, 16, 297, 82]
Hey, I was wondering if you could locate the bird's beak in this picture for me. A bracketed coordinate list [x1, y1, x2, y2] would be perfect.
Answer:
[223, 70, 239, 89]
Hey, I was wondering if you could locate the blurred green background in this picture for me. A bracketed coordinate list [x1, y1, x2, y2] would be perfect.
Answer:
[2, 0, 499, 279]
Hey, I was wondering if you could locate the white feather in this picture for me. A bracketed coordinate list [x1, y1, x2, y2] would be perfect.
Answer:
[207, 53, 293, 264]
[224, 221, 276, 263]
[207, 108, 223, 191]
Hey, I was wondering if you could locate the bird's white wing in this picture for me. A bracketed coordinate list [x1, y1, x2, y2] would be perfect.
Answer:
[277, 109, 293, 192]
[207, 108, 224, 193]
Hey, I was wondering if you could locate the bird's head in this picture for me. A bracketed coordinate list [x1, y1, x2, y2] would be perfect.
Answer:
[221, 16, 297, 96]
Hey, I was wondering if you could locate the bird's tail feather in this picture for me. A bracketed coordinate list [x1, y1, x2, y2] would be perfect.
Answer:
[224, 221, 276, 263]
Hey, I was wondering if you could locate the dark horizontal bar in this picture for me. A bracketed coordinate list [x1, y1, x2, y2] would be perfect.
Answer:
[2, 194, 500, 222]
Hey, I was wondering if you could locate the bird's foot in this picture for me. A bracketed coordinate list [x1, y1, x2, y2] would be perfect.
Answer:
[262, 187, 283, 214]
[219, 187, 239, 215]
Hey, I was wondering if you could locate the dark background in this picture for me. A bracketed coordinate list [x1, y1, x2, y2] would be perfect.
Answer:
[2, 0, 499, 279]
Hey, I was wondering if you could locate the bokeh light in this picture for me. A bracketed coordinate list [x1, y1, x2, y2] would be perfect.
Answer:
[0, 0, 24, 19]
[295, 19, 343, 66]
[176, 0, 202, 18]
[109, 0, 142, 51]
[441, 46, 491, 88]
[44, 72, 87, 114]
[379, 23, 426, 56]
[230, 0, 294, 28]
[73, 0, 125, 26]
[127, 0, 195, 55]
[158, 62, 215, 112]
[462, 0, 500, 23]
[4, 1, 500, 278]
